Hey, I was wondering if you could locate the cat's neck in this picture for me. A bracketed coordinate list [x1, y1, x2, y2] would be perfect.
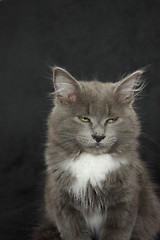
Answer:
[62, 152, 129, 197]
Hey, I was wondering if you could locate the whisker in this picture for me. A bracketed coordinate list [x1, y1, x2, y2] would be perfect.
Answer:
[140, 132, 160, 150]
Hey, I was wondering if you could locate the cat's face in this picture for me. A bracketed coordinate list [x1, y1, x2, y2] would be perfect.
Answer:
[51, 67, 144, 155]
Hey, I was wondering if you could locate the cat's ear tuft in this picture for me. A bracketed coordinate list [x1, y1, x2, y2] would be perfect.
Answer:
[52, 67, 81, 104]
[114, 69, 145, 103]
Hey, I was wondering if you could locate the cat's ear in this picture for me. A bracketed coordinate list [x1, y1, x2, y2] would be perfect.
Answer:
[114, 69, 145, 103]
[53, 67, 81, 104]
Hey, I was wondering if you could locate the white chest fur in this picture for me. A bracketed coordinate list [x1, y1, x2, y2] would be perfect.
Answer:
[63, 152, 128, 197]
[62, 152, 128, 237]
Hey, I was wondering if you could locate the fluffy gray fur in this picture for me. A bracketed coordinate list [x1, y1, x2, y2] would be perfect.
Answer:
[42, 67, 160, 240]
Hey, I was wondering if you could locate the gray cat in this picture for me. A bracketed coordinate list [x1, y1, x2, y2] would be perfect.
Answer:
[34, 67, 160, 240]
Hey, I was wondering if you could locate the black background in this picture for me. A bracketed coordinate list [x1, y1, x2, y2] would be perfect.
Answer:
[0, 0, 160, 239]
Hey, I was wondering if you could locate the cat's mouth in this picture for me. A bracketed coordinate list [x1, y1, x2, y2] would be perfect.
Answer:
[84, 141, 117, 155]
[86, 142, 109, 154]
[94, 143, 101, 148]
[78, 137, 117, 154]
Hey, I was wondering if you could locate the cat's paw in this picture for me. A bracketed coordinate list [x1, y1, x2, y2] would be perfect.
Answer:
[33, 224, 61, 240]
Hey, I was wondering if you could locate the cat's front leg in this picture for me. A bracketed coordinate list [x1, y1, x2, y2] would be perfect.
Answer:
[99, 201, 138, 240]
[55, 204, 91, 240]
[33, 224, 61, 240]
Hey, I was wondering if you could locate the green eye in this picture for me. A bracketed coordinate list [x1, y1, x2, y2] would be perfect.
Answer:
[79, 116, 90, 122]
[106, 118, 118, 124]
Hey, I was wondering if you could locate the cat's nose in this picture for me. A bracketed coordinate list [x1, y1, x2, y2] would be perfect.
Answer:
[92, 134, 105, 143]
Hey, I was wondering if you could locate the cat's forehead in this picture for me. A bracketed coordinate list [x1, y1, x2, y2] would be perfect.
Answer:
[76, 80, 116, 117]
[80, 80, 114, 95]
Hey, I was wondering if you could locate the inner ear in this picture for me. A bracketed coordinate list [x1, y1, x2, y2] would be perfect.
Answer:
[114, 69, 145, 103]
[53, 67, 81, 104]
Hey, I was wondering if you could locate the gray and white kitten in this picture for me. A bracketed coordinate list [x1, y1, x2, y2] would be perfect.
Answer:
[34, 67, 160, 240]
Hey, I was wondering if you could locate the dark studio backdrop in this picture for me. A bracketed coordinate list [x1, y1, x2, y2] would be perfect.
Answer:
[0, 0, 160, 239]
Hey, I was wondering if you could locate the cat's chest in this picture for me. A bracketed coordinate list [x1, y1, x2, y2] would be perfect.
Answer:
[84, 209, 103, 238]
[63, 152, 128, 197]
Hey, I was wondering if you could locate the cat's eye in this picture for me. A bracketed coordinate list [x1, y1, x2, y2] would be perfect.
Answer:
[106, 118, 118, 124]
[79, 116, 90, 122]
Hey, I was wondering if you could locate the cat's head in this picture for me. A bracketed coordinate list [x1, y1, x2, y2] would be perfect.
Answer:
[50, 67, 144, 155]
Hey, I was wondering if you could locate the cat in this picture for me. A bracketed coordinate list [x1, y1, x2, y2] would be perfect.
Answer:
[34, 67, 160, 240]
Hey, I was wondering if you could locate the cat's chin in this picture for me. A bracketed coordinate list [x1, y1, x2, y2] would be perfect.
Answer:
[83, 143, 110, 155]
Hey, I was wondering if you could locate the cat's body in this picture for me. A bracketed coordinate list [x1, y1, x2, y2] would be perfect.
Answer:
[34, 67, 160, 240]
